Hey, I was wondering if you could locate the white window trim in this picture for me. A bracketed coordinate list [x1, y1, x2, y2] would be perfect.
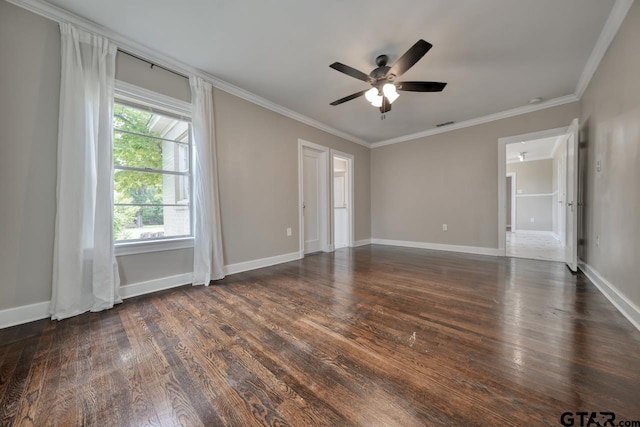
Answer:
[113, 80, 194, 256]
[115, 237, 194, 256]
[115, 80, 191, 116]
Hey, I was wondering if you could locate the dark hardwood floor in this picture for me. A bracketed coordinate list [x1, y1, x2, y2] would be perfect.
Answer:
[1, 245, 639, 426]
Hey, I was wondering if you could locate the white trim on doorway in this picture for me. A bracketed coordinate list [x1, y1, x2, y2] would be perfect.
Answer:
[498, 126, 568, 256]
[298, 139, 331, 255]
[330, 150, 354, 249]
[506, 172, 517, 233]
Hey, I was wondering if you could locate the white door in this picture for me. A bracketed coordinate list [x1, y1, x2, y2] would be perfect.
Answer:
[303, 147, 323, 253]
[565, 118, 579, 272]
[557, 142, 567, 245]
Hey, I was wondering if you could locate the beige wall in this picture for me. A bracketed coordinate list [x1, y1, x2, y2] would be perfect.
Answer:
[580, 1, 640, 307]
[507, 159, 552, 194]
[0, 2, 60, 310]
[115, 52, 191, 103]
[214, 89, 370, 264]
[371, 102, 580, 248]
[0, 2, 371, 309]
[507, 159, 553, 231]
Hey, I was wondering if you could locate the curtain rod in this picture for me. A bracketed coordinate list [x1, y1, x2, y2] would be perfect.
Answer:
[118, 50, 189, 80]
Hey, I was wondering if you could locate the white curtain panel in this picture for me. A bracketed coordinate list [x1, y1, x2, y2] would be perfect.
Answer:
[190, 76, 225, 285]
[51, 23, 121, 320]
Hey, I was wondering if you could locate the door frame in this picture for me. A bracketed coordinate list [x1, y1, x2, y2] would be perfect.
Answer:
[497, 126, 568, 256]
[506, 172, 517, 233]
[298, 139, 331, 255]
[330, 149, 355, 249]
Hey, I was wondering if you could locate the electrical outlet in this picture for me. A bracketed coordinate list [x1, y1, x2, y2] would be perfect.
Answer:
[286, 227, 292, 237]
[530, 217, 535, 223]
[596, 160, 601, 172]
[442, 224, 448, 231]
[596, 235, 599, 247]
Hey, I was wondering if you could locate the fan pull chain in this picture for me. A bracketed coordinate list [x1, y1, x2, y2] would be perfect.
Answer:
[381, 114, 386, 120]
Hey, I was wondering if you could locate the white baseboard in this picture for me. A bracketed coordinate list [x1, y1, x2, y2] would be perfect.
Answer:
[0, 251, 305, 330]
[371, 238, 500, 256]
[119, 272, 194, 299]
[579, 262, 640, 332]
[0, 301, 51, 330]
[353, 239, 372, 247]
[224, 251, 302, 275]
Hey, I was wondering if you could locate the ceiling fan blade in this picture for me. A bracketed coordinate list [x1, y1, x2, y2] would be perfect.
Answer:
[388, 39, 433, 78]
[329, 62, 370, 82]
[330, 89, 369, 106]
[396, 81, 447, 92]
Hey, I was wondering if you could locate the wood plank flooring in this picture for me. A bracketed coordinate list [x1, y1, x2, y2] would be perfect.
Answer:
[1, 245, 639, 426]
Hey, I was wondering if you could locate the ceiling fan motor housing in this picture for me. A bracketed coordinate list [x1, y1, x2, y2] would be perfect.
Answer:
[371, 55, 394, 86]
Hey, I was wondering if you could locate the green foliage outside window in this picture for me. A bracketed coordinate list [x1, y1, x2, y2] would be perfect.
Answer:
[113, 104, 164, 240]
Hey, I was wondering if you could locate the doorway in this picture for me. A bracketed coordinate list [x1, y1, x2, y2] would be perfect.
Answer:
[498, 124, 577, 264]
[331, 150, 354, 250]
[298, 140, 329, 255]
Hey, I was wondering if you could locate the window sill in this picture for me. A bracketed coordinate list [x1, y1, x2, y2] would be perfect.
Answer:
[115, 237, 194, 256]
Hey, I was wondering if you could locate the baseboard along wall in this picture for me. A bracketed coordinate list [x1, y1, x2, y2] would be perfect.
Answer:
[4, 244, 638, 334]
[0, 250, 304, 329]
[371, 238, 501, 256]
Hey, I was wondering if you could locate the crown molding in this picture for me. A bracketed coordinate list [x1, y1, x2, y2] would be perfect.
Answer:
[370, 94, 579, 148]
[5, 0, 370, 148]
[575, 0, 634, 98]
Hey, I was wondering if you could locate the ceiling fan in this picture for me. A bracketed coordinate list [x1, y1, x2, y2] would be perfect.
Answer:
[329, 39, 447, 114]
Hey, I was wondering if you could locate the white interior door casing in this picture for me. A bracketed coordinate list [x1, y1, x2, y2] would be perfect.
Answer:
[565, 118, 579, 272]
[506, 173, 517, 232]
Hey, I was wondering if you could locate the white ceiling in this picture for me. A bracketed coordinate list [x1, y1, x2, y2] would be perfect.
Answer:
[43, 0, 615, 144]
[506, 135, 564, 163]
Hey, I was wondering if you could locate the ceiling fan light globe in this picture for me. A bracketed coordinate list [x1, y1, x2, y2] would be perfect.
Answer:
[383, 83, 400, 104]
[365, 87, 379, 103]
[371, 96, 383, 107]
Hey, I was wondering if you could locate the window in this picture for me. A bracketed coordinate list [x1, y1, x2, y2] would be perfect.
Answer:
[112, 100, 192, 244]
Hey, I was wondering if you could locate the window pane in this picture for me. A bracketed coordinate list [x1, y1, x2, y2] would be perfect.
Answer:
[113, 103, 189, 142]
[114, 170, 190, 205]
[114, 205, 191, 241]
[114, 131, 189, 172]
[113, 101, 192, 243]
